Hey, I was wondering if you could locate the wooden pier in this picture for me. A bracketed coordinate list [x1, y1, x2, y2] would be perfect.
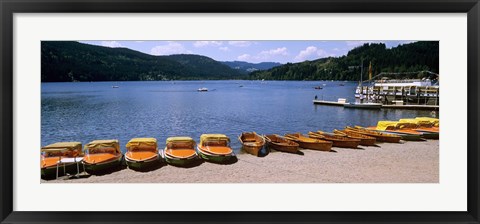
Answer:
[313, 100, 439, 110]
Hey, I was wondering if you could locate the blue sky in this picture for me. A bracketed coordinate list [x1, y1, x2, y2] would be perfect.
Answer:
[80, 40, 415, 64]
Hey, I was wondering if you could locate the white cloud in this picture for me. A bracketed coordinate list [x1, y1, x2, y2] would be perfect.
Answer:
[236, 47, 289, 62]
[193, 41, 223, 48]
[294, 46, 318, 62]
[150, 42, 192, 55]
[228, 41, 253, 47]
[237, 54, 251, 61]
[219, 47, 230, 51]
[294, 46, 335, 62]
[259, 47, 288, 57]
[101, 41, 124, 48]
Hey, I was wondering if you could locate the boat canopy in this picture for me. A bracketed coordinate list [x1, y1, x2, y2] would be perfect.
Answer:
[41, 142, 82, 152]
[166, 137, 195, 144]
[376, 121, 402, 130]
[399, 118, 432, 127]
[415, 117, 439, 127]
[85, 139, 121, 154]
[126, 138, 157, 150]
[199, 134, 230, 146]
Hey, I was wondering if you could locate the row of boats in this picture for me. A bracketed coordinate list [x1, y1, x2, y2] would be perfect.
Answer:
[41, 117, 439, 179]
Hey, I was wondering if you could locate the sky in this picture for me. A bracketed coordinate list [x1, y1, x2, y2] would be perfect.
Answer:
[80, 40, 415, 64]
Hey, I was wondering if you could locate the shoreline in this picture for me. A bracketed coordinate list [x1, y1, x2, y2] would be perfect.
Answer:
[42, 140, 439, 183]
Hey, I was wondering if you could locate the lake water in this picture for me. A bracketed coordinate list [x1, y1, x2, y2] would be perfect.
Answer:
[42, 80, 434, 153]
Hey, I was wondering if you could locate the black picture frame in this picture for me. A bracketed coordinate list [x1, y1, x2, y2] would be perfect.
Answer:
[1, 0, 479, 223]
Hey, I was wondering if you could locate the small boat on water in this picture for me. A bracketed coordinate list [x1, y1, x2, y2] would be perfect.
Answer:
[41, 142, 83, 179]
[314, 86, 323, 90]
[264, 134, 300, 154]
[197, 87, 208, 92]
[284, 133, 332, 151]
[308, 131, 360, 148]
[343, 102, 382, 109]
[238, 132, 266, 156]
[125, 138, 160, 170]
[163, 137, 199, 166]
[83, 139, 123, 173]
[333, 129, 377, 146]
[346, 126, 402, 143]
[197, 134, 236, 163]
[112, 86, 119, 88]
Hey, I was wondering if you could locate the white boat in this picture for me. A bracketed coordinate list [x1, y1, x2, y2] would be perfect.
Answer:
[197, 87, 208, 92]
[344, 102, 382, 109]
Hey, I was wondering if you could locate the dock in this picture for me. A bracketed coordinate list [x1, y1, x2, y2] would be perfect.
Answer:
[313, 100, 439, 110]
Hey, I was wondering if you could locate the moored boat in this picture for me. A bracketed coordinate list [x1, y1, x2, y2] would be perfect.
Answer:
[41, 142, 83, 179]
[83, 139, 123, 173]
[264, 134, 300, 154]
[333, 129, 377, 146]
[309, 131, 360, 148]
[346, 126, 401, 143]
[238, 132, 266, 156]
[284, 133, 332, 151]
[399, 118, 439, 139]
[367, 121, 425, 141]
[197, 134, 236, 163]
[163, 137, 199, 166]
[125, 138, 160, 170]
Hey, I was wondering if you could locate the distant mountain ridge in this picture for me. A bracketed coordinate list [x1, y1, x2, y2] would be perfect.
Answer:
[41, 41, 245, 82]
[221, 61, 282, 74]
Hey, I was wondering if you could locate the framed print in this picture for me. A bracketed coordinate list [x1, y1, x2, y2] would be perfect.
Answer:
[1, 0, 479, 223]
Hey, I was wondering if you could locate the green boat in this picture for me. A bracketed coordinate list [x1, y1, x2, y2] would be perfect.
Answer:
[125, 138, 161, 170]
[41, 142, 83, 179]
[82, 140, 123, 174]
[163, 137, 200, 167]
[196, 134, 236, 164]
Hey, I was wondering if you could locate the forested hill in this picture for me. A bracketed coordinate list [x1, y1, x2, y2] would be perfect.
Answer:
[222, 61, 282, 74]
[41, 41, 245, 82]
[249, 41, 439, 81]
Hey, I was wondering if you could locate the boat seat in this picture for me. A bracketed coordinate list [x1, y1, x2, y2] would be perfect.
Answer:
[204, 146, 233, 155]
[125, 151, 157, 161]
[165, 149, 196, 159]
[84, 153, 119, 164]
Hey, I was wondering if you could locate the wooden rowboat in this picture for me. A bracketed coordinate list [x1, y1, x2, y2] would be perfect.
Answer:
[333, 129, 377, 146]
[238, 132, 266, 156]
[345, 127, 401, 143]
[308, 131, 360, 149]
[284, 133, 332, 151]
[264, 134, 300, 154]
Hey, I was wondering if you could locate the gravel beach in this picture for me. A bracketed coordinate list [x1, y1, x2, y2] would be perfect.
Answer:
[42, 140, 439, 183]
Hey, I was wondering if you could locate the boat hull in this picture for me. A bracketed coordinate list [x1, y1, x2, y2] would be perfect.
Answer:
[197, 146, 236, 163]
[296, 141, 332, 151]
[346, 128, 401, 143]
[41, 163, 82, 179]
[264, 135, 300, 154]
[334, 130, 377, 146]
[83, 155, 123, 173]
[241, 145, 265, 156]
[125, 154, 160, 170]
